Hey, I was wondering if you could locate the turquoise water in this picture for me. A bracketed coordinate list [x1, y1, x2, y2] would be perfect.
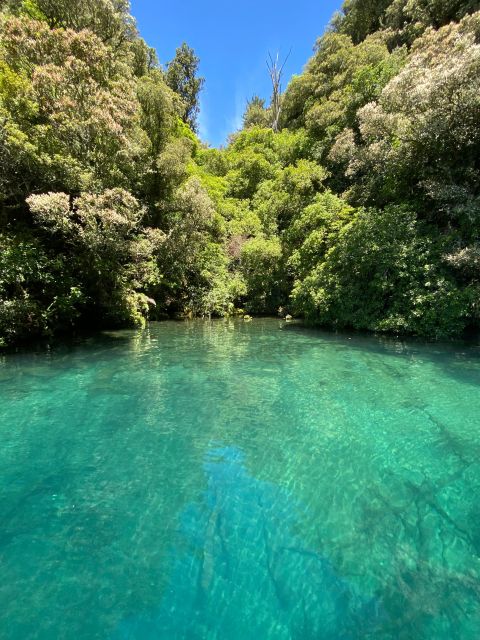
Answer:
[1, 319, 480, 639]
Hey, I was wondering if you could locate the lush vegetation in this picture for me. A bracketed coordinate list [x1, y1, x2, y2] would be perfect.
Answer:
[1, 0, 479, 346]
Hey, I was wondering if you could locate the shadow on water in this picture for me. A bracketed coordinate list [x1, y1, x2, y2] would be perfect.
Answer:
[280, 321, 480, 385]
[114, 446, 383, 640]
[2, 318, 479, 378]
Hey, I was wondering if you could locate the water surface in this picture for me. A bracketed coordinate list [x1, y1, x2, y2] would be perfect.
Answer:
[1, 319, 480, 639]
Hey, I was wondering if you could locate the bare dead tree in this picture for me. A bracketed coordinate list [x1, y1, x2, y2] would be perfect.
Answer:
[266, 50, 291, 132]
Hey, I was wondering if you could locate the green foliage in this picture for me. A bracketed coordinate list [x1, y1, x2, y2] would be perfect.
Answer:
[333, 0, 478, 45]
[0, 14, 145, 198]
[130, 37, 158, 78]
[384, 0, 480, 44]
[155, 177, 231, 316]
[137, 69, 178, 156]
[1, 0, 479, 345]
[281, 31, 407, 171]
[333, 13, 480, 219]
[226, 148, 276, 200]
[292, 206, 470, 338]
[252, 160, 327, 234]
[165, 43, 204, 132]
[27, 189, 164, 329]
[286, 191, 355, 276]
[0, 232, 84, 345]
[243, 96, 271, 129]
[195, 146, 229, 177]
[29, 0, 136, 46]
[240, 237, 283, 313]
[332, 0, 393, 44]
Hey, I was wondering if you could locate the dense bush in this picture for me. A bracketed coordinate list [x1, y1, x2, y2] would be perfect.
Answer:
[1, 0, 479, 346]
[291, 206, 471, 337]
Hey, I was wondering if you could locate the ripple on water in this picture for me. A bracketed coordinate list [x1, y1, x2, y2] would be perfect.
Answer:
[0, 319, 479, 639]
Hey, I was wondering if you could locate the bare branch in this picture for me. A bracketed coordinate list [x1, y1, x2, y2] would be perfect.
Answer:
[267, 50, 291, 132]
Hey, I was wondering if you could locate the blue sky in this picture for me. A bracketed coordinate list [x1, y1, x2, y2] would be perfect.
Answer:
[130, 0, 341, 147]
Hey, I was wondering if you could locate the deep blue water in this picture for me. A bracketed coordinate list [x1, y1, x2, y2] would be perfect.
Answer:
[1, 319, 480, 639]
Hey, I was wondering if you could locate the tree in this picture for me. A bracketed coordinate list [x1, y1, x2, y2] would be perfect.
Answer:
[332, 0, 393, 43]
[27, 189, 165, 327]
[240, 236, 283, 313]
[281, 31, 406, 166]
[0, 15, 144, 200]
[242, 96, 271, 129]
[0, 231, 84, 346]
[332, 13, 480, 220]
[385, 0, 479, 41]
[2, 0, 480, 346]
[137, 69, 179, 157]
[155, 177, 234, 316]
[165, 43, 204, 132]
[291, 205, 469, 338]
[31, 0, 137, 47]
